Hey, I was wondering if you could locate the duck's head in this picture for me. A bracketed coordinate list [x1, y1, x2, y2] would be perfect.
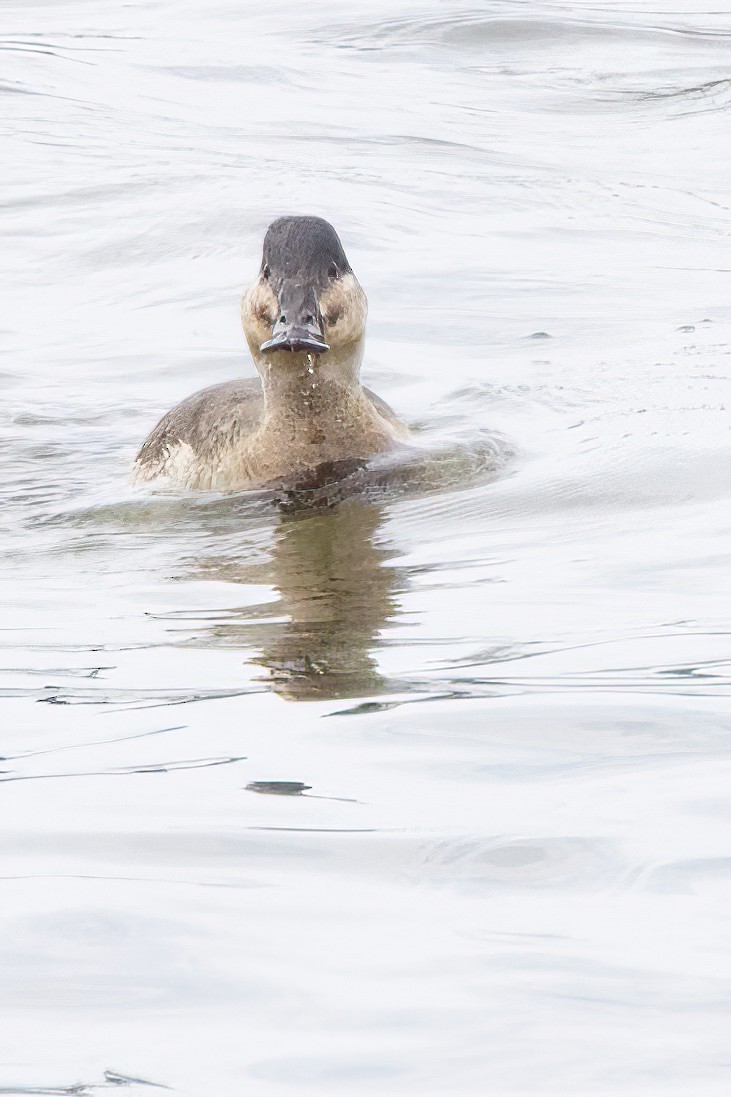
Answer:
[241, 216, 367, 388]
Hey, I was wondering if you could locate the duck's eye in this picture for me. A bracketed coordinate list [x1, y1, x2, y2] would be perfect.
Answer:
[328, 263, 339, 280]
[326, 306, 342, 326]
[262, 264, 270, 281]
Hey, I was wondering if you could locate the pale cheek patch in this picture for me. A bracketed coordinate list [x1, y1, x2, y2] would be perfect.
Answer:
[321, 274, 367, 349]
[241, 281, 278, 351]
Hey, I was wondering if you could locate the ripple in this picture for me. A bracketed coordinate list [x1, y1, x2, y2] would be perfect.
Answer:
[330, 12, 731, 54]
[644, 857, 731, 895]
[0, 755, 245, 784]
[246, 781, 311, 796]
[0, 1068, 170, 1095]
[411, 836, 622, 892]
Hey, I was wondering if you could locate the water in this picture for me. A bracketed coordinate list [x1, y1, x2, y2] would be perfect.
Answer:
[2, 0, 730, 1093]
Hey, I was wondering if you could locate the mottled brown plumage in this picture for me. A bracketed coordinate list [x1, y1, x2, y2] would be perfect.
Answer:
[133, 217, 407, 492]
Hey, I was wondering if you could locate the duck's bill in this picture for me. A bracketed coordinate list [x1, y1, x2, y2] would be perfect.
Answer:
[260, 328, 330, 354]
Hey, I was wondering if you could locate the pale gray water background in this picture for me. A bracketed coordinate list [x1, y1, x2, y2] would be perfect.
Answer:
[2, 0, 731, 1093]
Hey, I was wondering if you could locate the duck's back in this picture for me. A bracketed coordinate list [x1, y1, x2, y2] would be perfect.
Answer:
[133, 379, 264, 489]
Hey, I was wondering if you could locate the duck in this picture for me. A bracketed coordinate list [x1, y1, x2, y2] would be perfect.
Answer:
[133, 216, 408, 491]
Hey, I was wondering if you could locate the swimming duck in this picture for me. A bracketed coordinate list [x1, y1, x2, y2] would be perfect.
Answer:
[133, 216, 408, 491]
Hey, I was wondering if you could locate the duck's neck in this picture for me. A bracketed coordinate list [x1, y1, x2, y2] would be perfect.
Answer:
[246, 344, 392, 476]
[257, 346, 370, 436]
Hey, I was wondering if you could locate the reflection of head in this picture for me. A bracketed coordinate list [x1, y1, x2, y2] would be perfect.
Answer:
[261, 499, 400, 701]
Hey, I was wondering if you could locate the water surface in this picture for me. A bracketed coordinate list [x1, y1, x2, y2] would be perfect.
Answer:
[2, 1, 730, 1094]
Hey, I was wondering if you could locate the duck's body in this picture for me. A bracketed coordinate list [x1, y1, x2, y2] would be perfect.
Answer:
[134, 379, 404, 493]
[133, 217, 407, 492]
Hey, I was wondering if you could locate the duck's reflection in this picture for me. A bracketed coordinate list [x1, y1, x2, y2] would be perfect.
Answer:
[264, 499, 402, 699]
[190, 497, 404, 701]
